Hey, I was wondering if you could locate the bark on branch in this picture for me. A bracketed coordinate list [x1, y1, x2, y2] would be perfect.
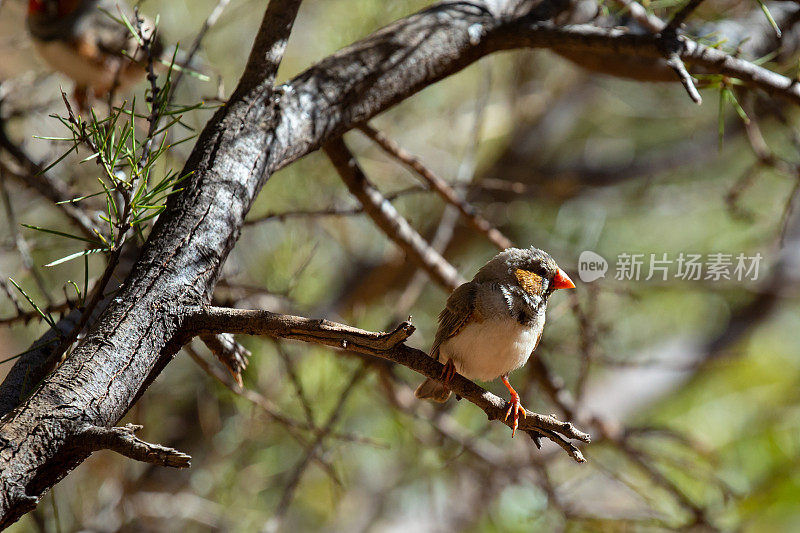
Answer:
[509, 22, 800, 104]
[183, 306, 591, 462]
[81, 423, 191, 469]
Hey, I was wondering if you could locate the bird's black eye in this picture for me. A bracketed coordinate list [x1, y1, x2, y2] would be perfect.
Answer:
[528, 262, 546, 277]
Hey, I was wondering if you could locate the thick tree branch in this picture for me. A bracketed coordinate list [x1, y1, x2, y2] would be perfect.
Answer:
[183, 306, 591, 462]
[0, 0, 302, 526]
[508, 23, 800, 104]
[188, 307, 417, 352]
[266, 13, 800, 180]
[607, 1, 701, 103]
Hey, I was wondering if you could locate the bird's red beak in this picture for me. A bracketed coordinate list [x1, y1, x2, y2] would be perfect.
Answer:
[552, 268, 575, 290]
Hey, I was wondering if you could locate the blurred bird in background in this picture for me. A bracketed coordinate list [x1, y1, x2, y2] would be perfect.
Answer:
[27, 0, 162, 109]
[415, 247, 575, 437]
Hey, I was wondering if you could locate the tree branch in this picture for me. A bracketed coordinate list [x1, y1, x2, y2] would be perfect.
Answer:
[80, 423, 191, 468]
[510, 23, 800, 104]
[663, 50, 702, 104]
[611, 0, 665, 33]
[324, 136, 464, 291]
[183, 306, 591, 462]
[199, 333, 250, 387]
[358, 123, 514, 250]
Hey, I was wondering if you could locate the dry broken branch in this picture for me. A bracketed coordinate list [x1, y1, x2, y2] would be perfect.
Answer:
[81, 423, 191, 468]
[199, 333, 250, 387]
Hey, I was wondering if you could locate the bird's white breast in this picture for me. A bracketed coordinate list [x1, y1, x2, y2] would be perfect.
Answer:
[33, 41, 142, 94]
[439, 317, 540, 382]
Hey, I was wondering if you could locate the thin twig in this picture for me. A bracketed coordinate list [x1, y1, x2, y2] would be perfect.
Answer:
[616, 435, 710, 525]
[779, 173, 800, 247]
[359, 124, 513, 250]
[134, 6, 164, 170]
[572, 286, 600, 403]
[199, 333, 250, 387]
[275, 342, 316, 426]
[611, 0, 665, 32]
[663, 0, 706, 34]
[168, 0, 231, 103]
[609, 1, 701, 104]
[0, 174, 53, 305]
[243, 186, 427, 226]
[272, 364, 368, 522]
[186, 345, 379, 447]
[324, 137, 464, 291]
[0, 300, 75, 327]
[664, 51, 702, 104]
[0, 278, 25, 317]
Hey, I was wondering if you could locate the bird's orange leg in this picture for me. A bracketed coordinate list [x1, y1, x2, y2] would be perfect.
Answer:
[501, 375, 527, 438]
[440, 358, 457, 386]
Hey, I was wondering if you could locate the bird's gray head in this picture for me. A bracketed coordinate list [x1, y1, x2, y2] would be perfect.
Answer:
[475, 246, 575, 298]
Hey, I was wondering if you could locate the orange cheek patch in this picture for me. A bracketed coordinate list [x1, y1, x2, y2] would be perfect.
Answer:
[515, 269, 543, 295]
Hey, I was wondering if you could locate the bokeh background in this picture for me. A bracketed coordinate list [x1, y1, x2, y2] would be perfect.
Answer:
[2, 0, 800, 531]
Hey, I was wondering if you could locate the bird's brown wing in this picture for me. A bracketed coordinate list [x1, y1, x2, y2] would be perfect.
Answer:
[430, 281, 478, 361]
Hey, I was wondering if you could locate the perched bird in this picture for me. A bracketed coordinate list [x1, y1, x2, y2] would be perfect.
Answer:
[415, 247, 575, 437]
[27, 0, 161, 108]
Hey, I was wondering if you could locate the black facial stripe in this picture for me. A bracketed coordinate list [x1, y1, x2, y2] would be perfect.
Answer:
[499, 284, 514, 314]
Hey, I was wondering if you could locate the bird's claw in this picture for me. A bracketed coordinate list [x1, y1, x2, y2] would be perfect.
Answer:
[504, 395, 526, 438]
[440, 358, 457, 385]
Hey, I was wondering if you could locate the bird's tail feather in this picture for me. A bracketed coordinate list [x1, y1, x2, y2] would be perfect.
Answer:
[414, 378, 451, 402]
